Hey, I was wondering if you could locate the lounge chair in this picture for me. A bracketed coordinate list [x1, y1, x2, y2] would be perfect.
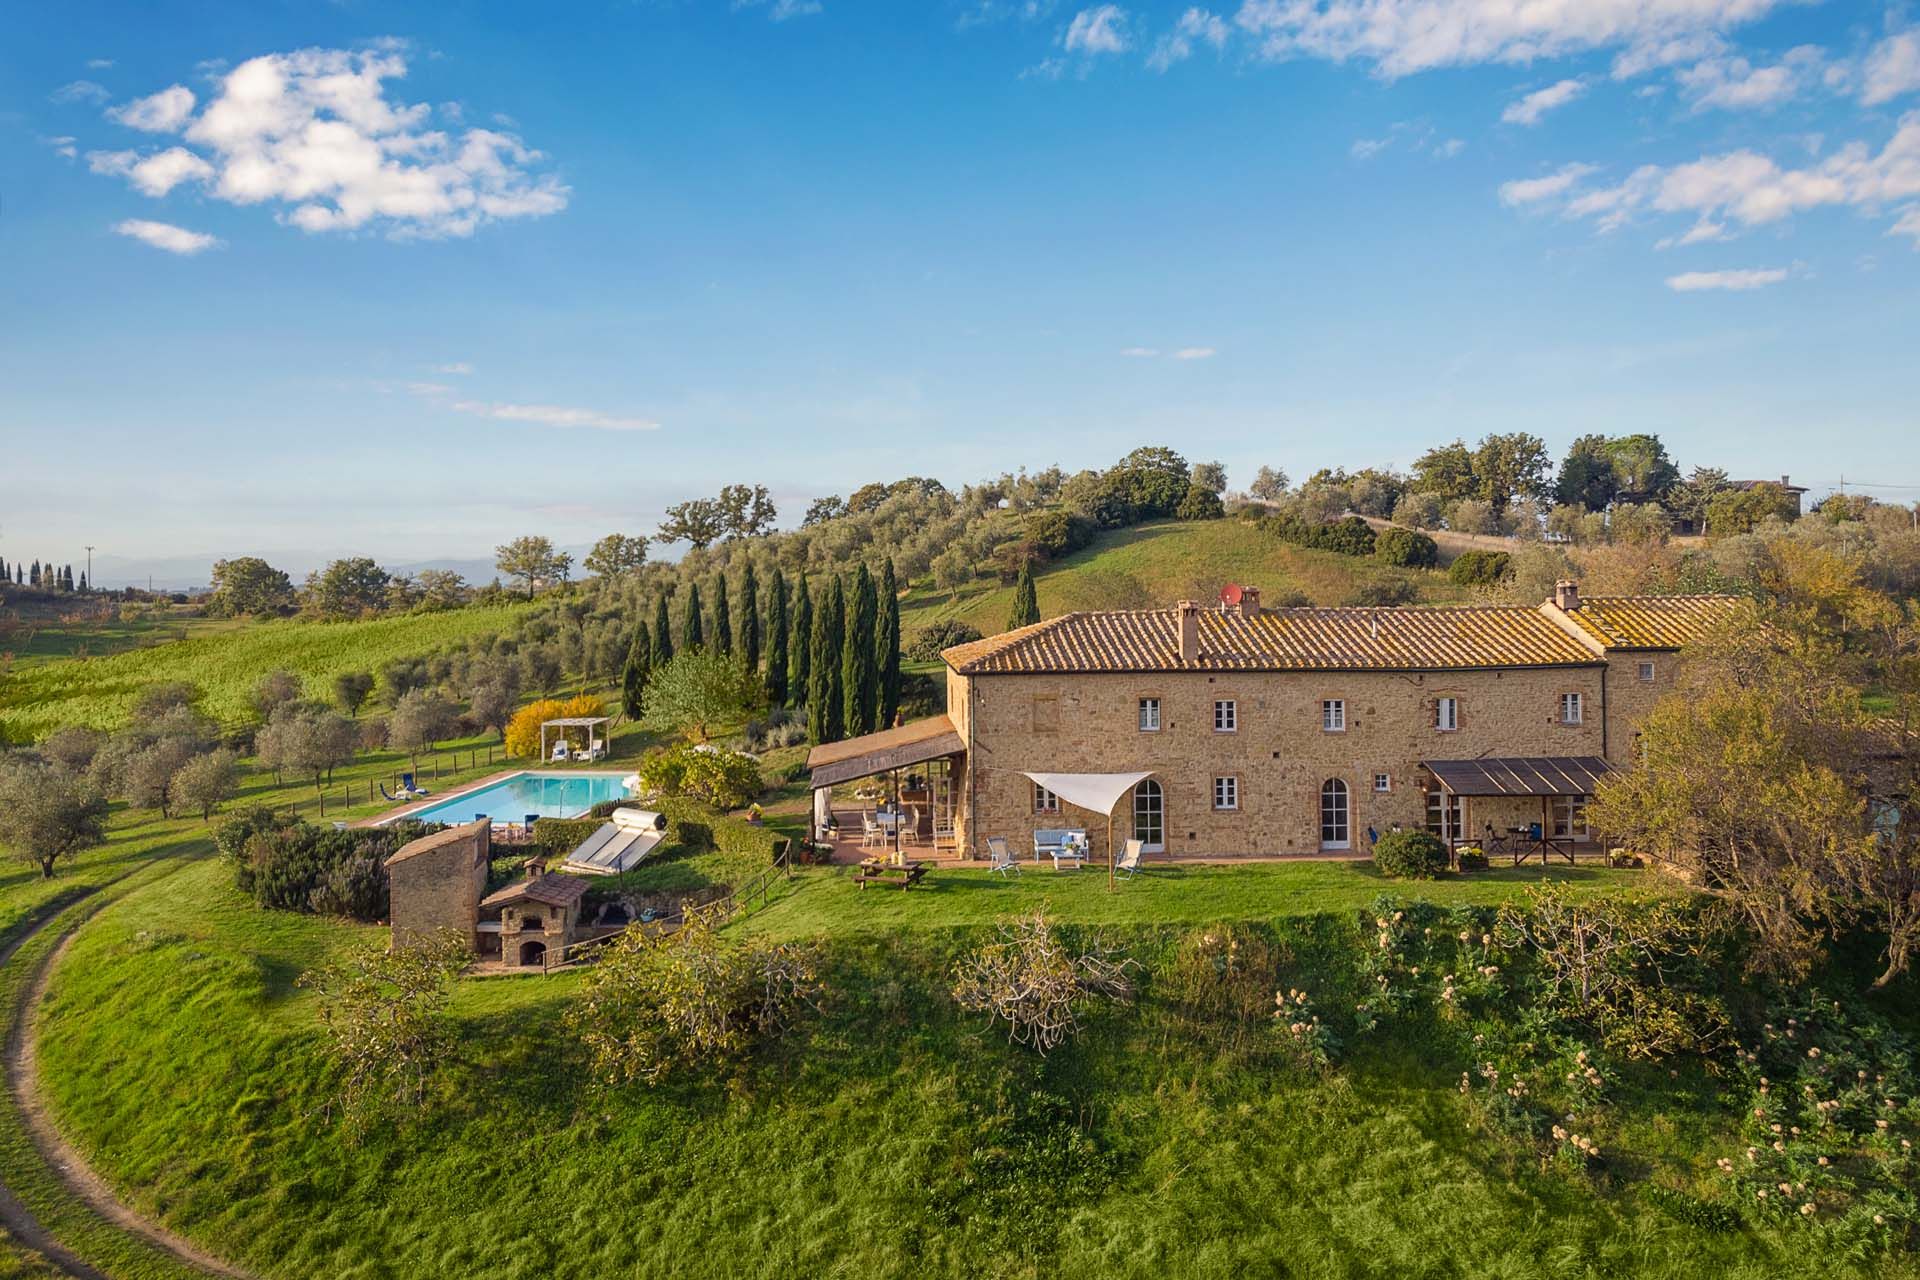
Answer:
[586, 738, 608, 761]
[986, 837, 1020, 876]
[1116, 839, 1147, 878]
[550, 740, 571, 762]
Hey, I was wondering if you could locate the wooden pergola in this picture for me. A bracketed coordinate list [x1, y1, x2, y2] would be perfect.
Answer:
[1421, 756, 1615, 865]
[539, 716, 612, 762]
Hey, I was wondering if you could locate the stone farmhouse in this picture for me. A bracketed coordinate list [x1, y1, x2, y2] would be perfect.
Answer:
[807, 582, 1740, 861]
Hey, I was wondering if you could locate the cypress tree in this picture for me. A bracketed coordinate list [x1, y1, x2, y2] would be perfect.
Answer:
[877, 556, 901, 728]
[29, 561, 40, 587]
[1009, 560, 1040, 629]
[739, 561, 761, 678]
[765, 571, 789, 705]
[621, 617, 653, 718]
[712, 571, 732, 657]
[653, 594, 674, 664]
[825, 576, 846, 741]
[807, 576, 840, 743]
[0, 557, 7, 585]
[681, 582, 704, 653]
[842, 563, 879, 737]
[790, 573, 812, 710]
[78, 571, 87, 592]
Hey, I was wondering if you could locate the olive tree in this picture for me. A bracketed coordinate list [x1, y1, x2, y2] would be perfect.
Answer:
[0, 760, 109, 878]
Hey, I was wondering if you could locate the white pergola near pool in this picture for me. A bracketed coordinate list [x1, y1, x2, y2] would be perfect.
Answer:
[539, 716, 612, 762]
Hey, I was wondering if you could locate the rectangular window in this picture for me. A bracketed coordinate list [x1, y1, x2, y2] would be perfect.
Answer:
[1637, 661, 1655, 683]
[1552, 795, 1590, 839]
[1435, 696, 1459, 732]
[1213, 699, 1237, 732]
[1213, 776, 1239, 811]
[1138, 697, 1162, 732]
[1033, 783, 1060, 814]
[1322, 699, 1346, 732]
[1373, 772, 1391, 793]
[1560, 692, 1583, 725]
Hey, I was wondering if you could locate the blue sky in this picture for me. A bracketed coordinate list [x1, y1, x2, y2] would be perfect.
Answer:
[4, 1, 1919, 579]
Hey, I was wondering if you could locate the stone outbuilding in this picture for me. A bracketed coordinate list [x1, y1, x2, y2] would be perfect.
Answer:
[385, 820, 491, 950]
[480, 873, 590, 969]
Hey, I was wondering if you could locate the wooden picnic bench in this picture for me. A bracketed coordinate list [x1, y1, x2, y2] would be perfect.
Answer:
[854, 859, 929, 891]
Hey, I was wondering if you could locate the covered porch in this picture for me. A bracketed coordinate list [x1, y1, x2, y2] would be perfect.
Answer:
[1419, 756, 1615, 866]
[804, 716, 966, 865]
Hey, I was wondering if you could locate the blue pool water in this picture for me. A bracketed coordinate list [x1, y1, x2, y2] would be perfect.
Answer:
[401, 771, 634, 826]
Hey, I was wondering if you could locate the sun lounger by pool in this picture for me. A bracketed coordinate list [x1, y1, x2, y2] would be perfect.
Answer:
[562, 807, 669, 876]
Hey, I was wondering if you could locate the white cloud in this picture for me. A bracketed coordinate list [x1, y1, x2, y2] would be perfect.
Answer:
[431, 362, 474, 375]
[1231, 0, 1786, 79]
[1120, 346, 1161, 356]
[1664, 266, 1788, 291]
[1537, 114, 1920, 242]
[447, 400, 659, 432]
[1173, 346, 1216, 359]
[51, 80, 110, 104]
[1350, 135, 1391, 159]
[86, 58, 115, 70]
[88, 146, 214, 196]
[1498, 162, 1599, 206]
[1022, 57, 1068, 79]
[1654, 218, 1728, 248]
[82, 45, 568, 240]
[1891, 206, 1920, 245]
[108, 85, 196, 132]
[733, 0, 824, 18]
[1065, 5, 1131, 56]
[1148, 8, 1229, 71]
[1435, 137, 1466, 158]
[113, 219, 221, 255]
[1502, 78, 1585, 125]
[1677, 45, 1822, 111]
[1863, 32, 1920, 107]
[42, 135, 78, 160]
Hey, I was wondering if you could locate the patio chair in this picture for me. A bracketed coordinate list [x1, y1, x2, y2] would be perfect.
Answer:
[1115, 839, 1147, 878]
[550, 740, 571, 762]
[900, 805, 925, 847]
[986, 837, 1020, 876]
[861, 812, 884, 849]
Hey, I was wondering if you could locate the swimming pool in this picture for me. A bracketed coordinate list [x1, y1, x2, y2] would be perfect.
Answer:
[398, 771, 635, 826]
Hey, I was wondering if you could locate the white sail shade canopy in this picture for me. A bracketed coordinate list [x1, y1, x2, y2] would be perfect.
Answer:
[1020, 771, 1154, 815]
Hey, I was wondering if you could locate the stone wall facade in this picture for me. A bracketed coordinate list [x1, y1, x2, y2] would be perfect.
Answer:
[954, 665, 1610, 859]
[386, 820, 491, 948]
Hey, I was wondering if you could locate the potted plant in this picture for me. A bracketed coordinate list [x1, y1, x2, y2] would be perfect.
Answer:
[1455, 844, 1489, 871]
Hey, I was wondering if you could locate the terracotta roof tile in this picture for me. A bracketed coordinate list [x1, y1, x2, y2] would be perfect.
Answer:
[1561, 595, 1744, 651]
[944, 604, 1607, 674]
[481, 872, 588, 910]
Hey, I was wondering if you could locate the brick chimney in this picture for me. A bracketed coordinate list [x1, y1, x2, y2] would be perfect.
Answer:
[1175, 599, 1200, 663]
[1553, 579, 1581, 612]
[1236, 585, 1261, 618]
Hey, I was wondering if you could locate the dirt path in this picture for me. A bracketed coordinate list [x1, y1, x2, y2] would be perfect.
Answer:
[1, 881, 256, 1280]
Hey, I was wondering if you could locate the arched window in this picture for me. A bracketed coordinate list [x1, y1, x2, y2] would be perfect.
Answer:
[1133, 779, 1164, 852]
[1320, 778, 1350, 850]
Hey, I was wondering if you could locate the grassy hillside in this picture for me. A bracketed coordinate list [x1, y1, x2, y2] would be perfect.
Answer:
[900, 517, 1466, 647]
[0, 603, 533, 741]
[26, 850, 1917, 1280]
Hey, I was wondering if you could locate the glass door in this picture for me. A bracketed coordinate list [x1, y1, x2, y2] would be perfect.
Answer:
[1132, 779, 1165, 853]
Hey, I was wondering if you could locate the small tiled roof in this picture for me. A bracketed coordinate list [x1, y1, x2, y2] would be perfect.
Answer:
[806, 715, 965, 788]
[481, 872, 589, 910]
[1561, 595, 1744, 651]
[942, 605, 1603, 675]
[384, 819, 489, 868]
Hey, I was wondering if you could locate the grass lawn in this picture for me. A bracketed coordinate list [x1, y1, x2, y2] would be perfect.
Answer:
[0, 603, 534, 741]
[27, 851, 1910, 1280]
[897, 517, 1467, 650]
[738, 860, 1681, 940]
